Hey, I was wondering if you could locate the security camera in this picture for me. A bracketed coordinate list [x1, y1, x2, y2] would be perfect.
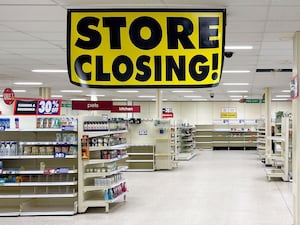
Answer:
[224, 51, 234, 58]
[210, 93, 214, 98]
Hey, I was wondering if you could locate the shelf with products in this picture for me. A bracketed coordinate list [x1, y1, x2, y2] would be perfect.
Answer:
[175, 124, 196, 161]
[78, 116, 128, 213]
[0, 116, 78, 216]
[266, 113, 292, 181]
[212, 119, 258, 150]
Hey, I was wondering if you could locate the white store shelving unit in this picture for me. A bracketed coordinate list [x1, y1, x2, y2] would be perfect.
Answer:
[77, 116, 128, 213]
[0, 116, 78, 216]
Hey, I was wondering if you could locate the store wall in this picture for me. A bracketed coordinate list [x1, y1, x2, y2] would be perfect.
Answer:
[0, 100, 292, 125]
[134, 101, 292, 125]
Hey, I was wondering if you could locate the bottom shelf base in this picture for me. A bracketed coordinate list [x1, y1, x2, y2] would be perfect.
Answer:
[79, 192, 127, 213]
[175, 152, 197, 161]
[265, 168, 289, 181]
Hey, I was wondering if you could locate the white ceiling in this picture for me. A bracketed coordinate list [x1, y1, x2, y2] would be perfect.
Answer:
[0, 0, 299, 102]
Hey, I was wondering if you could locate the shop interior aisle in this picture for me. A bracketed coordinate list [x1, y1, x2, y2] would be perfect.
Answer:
[1, 150, 293, 225]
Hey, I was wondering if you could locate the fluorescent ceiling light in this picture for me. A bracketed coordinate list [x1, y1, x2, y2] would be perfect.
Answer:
[223, 70, 250, 73]
[60, 90, 83, 93]
[275, 95, 290, 98]
[172, 90, 194, 93]
[85, 94, 105, 97]
[184, 95, 202, 98]
[112, 99, 127, 101]
[223, 83, 249, 86]
[281, 90, 291, 93]
[13, 90, 26, 93]
[117, 90, 139, 93]
[227, 90, 249, 93]
[32, 69, 67, 73]
[272, 98, 289, 101]
[14, 82, 43, 85]
[51, 95, 63, 98]
[231, 99, 241, 101]
[225, 46, 253, 50]
[230, 95, 248, 98]
[191, 99, 208, 101]
[71, 98, 87, 101]
[138, 95, 156, 98]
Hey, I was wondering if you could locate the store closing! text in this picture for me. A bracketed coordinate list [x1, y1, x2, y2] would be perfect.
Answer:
[67, 9, 226, 88]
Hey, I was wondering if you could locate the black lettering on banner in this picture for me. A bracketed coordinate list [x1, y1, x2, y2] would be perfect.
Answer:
[96, 56, 110, 81]
[167, 17, 195, 49]
[112, 55, 133, 81]
[189, 55, 209, 81]
[103, 17, 126, 49]
[129, 16, 162, 50]
[166, 56, 185, 81]
[75, 17, 101, 49]
[136, 55, 151, 82]
[75, 55, 92, 81]
[154, 56, 162, 81]
[199, 17, 219, 48]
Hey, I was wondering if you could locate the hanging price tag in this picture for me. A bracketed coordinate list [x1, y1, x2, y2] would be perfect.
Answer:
[38, 99, 61, 115]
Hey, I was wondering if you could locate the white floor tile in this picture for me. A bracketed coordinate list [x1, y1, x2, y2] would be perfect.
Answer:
[0, 150, 293, 225]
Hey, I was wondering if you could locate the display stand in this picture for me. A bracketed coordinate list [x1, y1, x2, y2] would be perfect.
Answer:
[212, 119, 257, 150]
[265, 114, 292, 181]
[77, 116, 128, 213]
[256, 120, 266, 162]
[193, 124, 213, 151]
[0, 116, 78, 216]
[174, 122, 196, 161]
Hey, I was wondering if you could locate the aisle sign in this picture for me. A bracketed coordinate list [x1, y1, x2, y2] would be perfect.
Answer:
[220, 107, 237, 118]
[111, 105, 140, 113]
[67, 9, 226, 88]
[14, 99, 38, 115]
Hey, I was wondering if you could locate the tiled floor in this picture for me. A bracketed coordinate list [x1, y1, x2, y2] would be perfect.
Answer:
[1, 150, 293, 225]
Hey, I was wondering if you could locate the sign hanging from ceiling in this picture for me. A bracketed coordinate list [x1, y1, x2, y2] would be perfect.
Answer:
[67, 9, 226, 88]
[3, 88, 15, 105]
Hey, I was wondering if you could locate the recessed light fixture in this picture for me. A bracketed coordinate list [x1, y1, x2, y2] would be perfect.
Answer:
[231, 99, 241, 101]
[13, 90, 26, 93]
[223, 83, 249, 86]
[172, 90, 194, 93]
[225, 46, 253, 50]
[223, 70, 251, 73]
[32, 69, 67, 73]
[14, 82, 43, 85]
[60, 90, 83, 93]
[275, 95, 290, 98]
[70, 98, 88, 101]
[51, 95, 63, 98]
[281, 90, 291, 93]
[227, 90, 249, 93]
[184, 95, 202, 98]
[191, 99, 208, 101]
[85, 94, 105, 97]
[272, 98, 289, 101]
[138, 95, 156, 98]
[117, 90, 139, 93]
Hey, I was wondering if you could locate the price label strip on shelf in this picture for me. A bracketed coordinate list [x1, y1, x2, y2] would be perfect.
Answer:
[54, 152, 66, 158]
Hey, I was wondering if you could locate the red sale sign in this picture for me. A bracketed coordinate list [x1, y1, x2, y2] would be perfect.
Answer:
[3, 88, 15, 105]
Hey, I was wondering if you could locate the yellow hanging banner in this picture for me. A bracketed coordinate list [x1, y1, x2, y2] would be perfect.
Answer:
[67, 9, 226, 88]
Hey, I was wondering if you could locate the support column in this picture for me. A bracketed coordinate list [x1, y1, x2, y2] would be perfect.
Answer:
[156, 89, 162, 119]
[39, 87, 51, 98]
[264, 87, 272, 165]
[292, 31, 300, 225]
